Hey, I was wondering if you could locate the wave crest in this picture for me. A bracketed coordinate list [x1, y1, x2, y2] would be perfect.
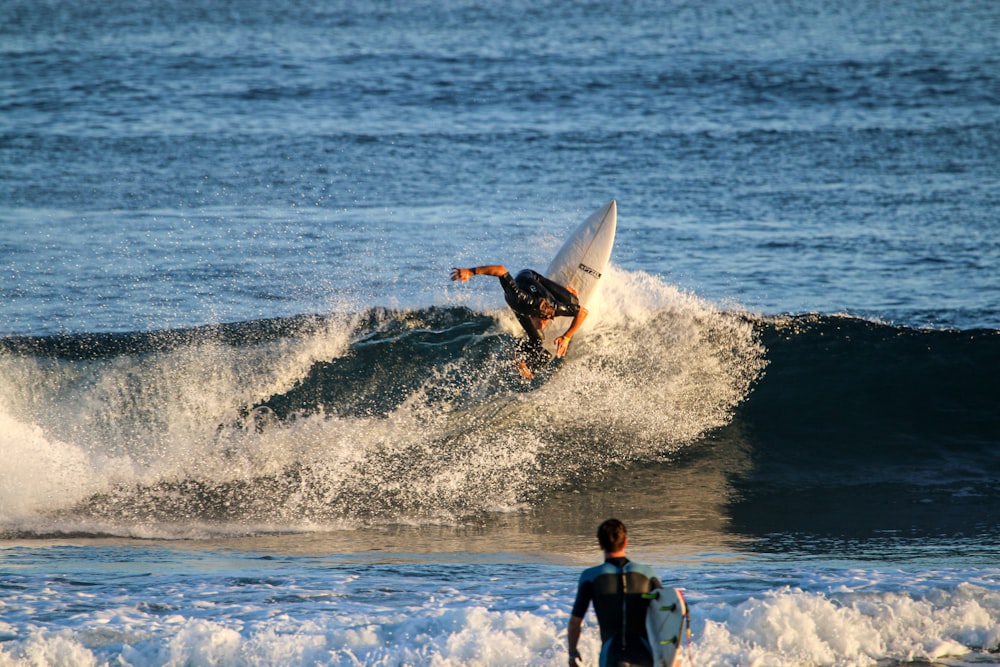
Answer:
[0, 269, 765, 535]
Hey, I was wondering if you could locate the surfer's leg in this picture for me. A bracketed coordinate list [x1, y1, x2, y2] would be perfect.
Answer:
[514, 338, 551, 379]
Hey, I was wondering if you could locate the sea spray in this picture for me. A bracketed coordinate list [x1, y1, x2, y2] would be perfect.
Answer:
[0, 268, 766, 536]
[531, 266, 766, 453]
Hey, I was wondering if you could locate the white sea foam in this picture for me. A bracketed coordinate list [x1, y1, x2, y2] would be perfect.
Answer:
[0, 415, 97, 520]
[0, 317, 355, 527]
[0, 565, 997, 667]
[692, 583, 1000, 667]
[535, 265, 766, 452]
[0, 266, 765, 534]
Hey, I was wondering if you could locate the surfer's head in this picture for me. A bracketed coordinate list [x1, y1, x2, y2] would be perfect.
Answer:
[537, 298, 555, 320]
[597, 518, 628, 553]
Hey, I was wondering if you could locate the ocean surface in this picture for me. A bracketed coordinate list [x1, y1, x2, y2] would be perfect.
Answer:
[2, 0, 999, 665]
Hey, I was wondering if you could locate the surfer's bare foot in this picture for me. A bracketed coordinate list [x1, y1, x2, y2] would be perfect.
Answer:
[517, 361, 534, 380]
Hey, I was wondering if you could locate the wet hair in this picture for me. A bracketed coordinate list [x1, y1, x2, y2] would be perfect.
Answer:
[597, 518, 627, 552]
[538, 298, 555, 319]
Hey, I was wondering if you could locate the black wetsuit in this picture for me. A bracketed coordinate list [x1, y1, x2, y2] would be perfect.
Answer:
[571, 557, 661, 667]
[498, 269, 582, 371]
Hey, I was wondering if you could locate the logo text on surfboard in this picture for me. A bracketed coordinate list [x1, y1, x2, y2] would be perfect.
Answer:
[578, 263, 601, 278]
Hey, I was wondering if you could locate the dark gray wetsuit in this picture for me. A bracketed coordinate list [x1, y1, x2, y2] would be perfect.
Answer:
[572, 557, 661, 667]
[498, 269, 582, 372]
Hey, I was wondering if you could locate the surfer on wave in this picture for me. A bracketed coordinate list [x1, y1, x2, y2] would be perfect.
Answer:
[450, 265, 588, 379]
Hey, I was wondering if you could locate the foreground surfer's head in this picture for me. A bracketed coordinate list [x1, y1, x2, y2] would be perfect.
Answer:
[597, 518, 628, 554]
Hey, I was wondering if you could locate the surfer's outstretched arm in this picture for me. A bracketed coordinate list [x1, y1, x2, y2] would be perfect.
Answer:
[554, 306, 588, 357]
[450, 265, 508, 282]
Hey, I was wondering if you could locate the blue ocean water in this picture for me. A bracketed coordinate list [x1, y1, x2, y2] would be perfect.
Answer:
[2, 0, 999, 665]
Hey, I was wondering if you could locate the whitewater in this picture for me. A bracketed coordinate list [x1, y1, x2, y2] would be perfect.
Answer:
[0, 267, 765, 530]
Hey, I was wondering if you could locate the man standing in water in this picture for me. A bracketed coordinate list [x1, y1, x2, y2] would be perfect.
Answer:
[567, 519, 661, 667]
[450, 265, 588, 378]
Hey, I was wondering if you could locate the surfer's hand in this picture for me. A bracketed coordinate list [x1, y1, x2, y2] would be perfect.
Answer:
[555, 335, 571, 357]
[450, 267, 471, 282]
[568, 651, 582, 667]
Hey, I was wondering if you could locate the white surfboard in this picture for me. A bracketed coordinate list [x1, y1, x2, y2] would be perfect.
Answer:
[644, 588, 690, 667]
[542, 199, 617, 353]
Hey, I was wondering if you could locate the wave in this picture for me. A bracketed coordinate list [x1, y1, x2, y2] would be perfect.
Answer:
[724, 313, 1000, 540]
[0, 268, 764, 536]
[738, 313, 999, 464]
[1, 268, 997, 539]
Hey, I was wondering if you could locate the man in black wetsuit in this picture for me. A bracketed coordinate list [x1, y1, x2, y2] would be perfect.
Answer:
[450, 265, 588, 378]
[568, 519, 661, 667]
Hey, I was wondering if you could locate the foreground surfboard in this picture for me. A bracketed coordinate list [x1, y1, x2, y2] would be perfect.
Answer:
[542, 199, 617, 355]
[644, 588, 690, 667]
